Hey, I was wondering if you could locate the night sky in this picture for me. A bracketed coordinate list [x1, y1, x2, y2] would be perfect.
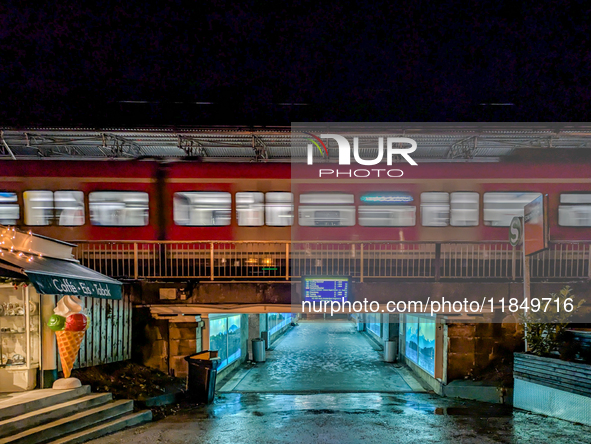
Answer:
[1, 1, 590, 126]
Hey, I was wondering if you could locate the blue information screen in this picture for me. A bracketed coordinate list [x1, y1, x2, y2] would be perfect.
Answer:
[303, 277, 350, 303]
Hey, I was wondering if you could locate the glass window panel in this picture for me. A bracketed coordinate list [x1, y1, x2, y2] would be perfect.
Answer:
[483, 192, 542, 227]
[559, 205, 591, 226]
[236, 192, 264, 226]
[265, 192, 293, 226]
[561, 194, 591, 204]
[55, 191, 85, 226]
[0, 192, 19, 225]
[421, 192, 449, 227]
[300, 193, 354, 204]
[89, 191, 149, 226]
[450, 192, 479, 226]
[227, 315, 241, 365]
[298, 206, 356, 226]
[173, 192, 231, 226]
[418, 318, 436, 376]
[359, 206, 416, 226]
[405, 315, 419, 364]
[24, 191, 53, 226]
[367, 313, 381, 337]
[209, 317, 228, 369]
[559, 194, 591, 226]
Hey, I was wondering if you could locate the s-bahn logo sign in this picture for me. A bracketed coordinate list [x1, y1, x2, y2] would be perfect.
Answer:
[304, 133, 417, 178]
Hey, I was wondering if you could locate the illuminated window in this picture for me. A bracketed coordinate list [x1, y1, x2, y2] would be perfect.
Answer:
[299, 193, 355, 227]
[54, 191, 85, 226]
[23, 191, 54, 226]
[236, 192, 264, 226]
[404, 314, 436, 376]
[359, 192, 415, 227]
[173, 192, 230, 226]
[421, 192, 449, 227]
[89, 191, 149, 226]
[450, 192, 479, 226]
[23, 191, 85, 226]
[209, 314, 242, 370]
[483, 192, 541, 227]
[0, 192, 19, 225]
[559, 194, 591, 226]
[266, 192, 294, 226]
[366, 313, 381, 337]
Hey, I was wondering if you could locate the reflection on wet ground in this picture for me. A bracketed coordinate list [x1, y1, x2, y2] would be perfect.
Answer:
[225, 321, 418, 393]
[86, 321, 591, 443]
[89, 392, 591, 444]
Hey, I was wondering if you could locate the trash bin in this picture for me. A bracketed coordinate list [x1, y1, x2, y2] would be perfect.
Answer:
[384, 340, 397, 363]
[252, 338, 266, 362]
[185, 350, 221, 404]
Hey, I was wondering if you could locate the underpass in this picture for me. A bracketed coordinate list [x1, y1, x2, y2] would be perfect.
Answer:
[219, 320, 424, 393]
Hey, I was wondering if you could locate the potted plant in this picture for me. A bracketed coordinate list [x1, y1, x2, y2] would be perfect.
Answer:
[514, 286, 591, 425]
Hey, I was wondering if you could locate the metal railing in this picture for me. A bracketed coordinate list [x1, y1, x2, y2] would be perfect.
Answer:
[72, 240, 591, 282]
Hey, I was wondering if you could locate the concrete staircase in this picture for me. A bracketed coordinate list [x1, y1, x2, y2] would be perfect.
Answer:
[0, 386, 152, 444]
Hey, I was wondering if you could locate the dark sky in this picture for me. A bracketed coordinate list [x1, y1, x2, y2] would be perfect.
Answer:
[1, 1, 590, 126]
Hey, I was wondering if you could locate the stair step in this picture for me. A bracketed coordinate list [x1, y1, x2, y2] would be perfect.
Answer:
[0, 400, 133, 444]
[0, 393, 113, 439]
[0, 386, 91, 421]
[48, 410, 153, 444]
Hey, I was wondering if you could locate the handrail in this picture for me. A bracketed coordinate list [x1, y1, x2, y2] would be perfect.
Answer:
[71, 239, 591, 281]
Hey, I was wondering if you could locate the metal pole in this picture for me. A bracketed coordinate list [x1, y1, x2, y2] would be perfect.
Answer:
[285, 243, 290, 281]
[360, 243, 364, 283]
[523, 221, 530, 352]
[133, 243, 139, 279]
[210, 242, 215, 281]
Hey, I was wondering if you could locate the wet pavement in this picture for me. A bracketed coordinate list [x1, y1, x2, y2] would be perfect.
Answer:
[221, 320, 422, 393]
[89, 392, 591, 444]
[87, 321, 591, 443]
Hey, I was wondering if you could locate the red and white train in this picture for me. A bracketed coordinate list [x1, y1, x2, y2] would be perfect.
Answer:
[1, 158, 591, 243]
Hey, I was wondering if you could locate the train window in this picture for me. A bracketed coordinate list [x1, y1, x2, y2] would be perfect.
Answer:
[55, 191, 85, 226]
[300, 193, 355, 205]
[265, 192, 294, 226]
[421, 192, 449, 227]
[450, 192, 479, 226]
[89, 191, 149, 226]
[359, 192, 415, 227]
[483, 192, 542, 227]
[236, 192, 264, 226]
[23, 190, 53, 226]
[173, 192, 231, 226]
[298, 193, 355, 227]
[559, 194, 591, 226]
[0, 192, 19, 225]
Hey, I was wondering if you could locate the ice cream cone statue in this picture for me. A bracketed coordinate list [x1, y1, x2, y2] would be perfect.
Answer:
[47, 295, 89, 389]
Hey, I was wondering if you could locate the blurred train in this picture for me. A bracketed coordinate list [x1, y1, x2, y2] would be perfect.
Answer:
[1, 157, 591, 243]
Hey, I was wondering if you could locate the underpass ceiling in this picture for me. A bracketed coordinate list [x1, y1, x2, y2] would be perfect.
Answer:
[2, 125, 591, 161]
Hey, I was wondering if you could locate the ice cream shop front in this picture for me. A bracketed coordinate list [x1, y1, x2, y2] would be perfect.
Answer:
[0, 227, 126, 392]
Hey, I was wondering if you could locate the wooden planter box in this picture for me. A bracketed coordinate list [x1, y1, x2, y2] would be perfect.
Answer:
[514, 352, 591, 425]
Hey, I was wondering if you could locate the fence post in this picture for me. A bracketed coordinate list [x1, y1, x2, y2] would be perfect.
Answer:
[360, 243, 364, 283]
[285, 243, 290, 280]
[133, 243, 138, 279]
[511, 245, 516, 281]
[210, 242, 215, 281]
[435, 243, 441, 281]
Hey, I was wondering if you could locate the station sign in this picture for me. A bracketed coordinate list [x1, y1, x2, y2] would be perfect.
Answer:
[509, 217, 522, 246]
[524, 195, 547, 255]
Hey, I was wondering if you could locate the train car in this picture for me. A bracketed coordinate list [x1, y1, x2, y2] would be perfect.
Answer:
[1, 158, 591, 244]
[0, 160, 160, 242]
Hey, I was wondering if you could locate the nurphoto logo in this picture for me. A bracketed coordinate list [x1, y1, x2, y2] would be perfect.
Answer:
[304, 133, 418, 178]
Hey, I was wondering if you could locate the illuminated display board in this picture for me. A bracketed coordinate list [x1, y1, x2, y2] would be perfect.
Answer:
[302, 277, 351, 303]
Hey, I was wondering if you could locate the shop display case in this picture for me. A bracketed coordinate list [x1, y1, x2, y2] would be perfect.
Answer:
[0, 284, 40, 391]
